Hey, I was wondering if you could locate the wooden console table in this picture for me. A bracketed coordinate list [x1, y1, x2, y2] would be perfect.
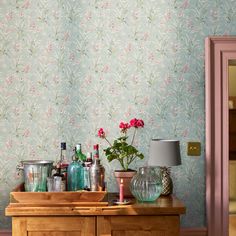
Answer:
[6, 193, 185, 236]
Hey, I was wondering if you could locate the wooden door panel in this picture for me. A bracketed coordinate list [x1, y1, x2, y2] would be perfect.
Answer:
[28, 232, 81, 236]
[12, 218, 27, 236]
[97, 216, 179, 236]
[113, 231, 165, 236]
[27, 217, 93, 231]
[12, 216, 95, 236]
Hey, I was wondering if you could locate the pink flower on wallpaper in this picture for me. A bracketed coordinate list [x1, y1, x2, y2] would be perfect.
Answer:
[29, 85, 36, 93]
[14, 43, 20, 52]
[164, 77, 171, 86]
[181, 0, 189, 9]
[23, 65, 30, 73]
[6, 140, 13, 149]
[29, 22, 40, 32]
[101, 1, 110, 9]
[132, 76, 138, 84]
[19, 11, 24, 17]
[182, 128, 189, 137]
[22, 0, 30, 9]
[148, 117, 154, 125]
[30, 21, 36, 30]
[53, 10, 59, 19]
[6, 76, 14, 85]
[85, 11, 92, 21]
[93, 44, 100, 52]
[148, 53, 154, 61]
[30, 148, 36, 157]
[5, 12, 13, 21]
[46, 43, 53, 53]
[164, 11, 171, 22]
[182, 64, 189, 73]
[178, 12, 184, 18]
[69, 117, 76, 125]
[132, 11, 139, 20]
[14, 108, 20, 116]
[23, 129, 30, 138]
[46, 107, 52, 118]
[198, 116, 204, 125]
[210, 10, 218, 20]
[69, 53, 75, 61]
[85, 76, 92, 85]
[125, 43, 132, 53]
[187, 20, 193, 29]
[172, 107, 178, 117]
[141, 97, 149, 106]
[102, 65, 109, 73]
[63, 32, 70, 41]
[142, 32, 149, 41]
[109, 22, 115, 30]
[63, 96, 70, 105]
[53, 76, 59, 84]
[125, 107, 132, 118]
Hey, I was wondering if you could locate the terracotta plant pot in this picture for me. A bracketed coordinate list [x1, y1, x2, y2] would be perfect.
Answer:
[114, 170, 137, 197]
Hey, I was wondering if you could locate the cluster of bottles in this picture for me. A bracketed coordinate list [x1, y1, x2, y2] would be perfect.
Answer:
[53, 142, 105, 192]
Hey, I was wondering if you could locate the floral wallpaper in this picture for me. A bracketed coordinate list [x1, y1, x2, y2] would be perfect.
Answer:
[0, 0, 236, 229]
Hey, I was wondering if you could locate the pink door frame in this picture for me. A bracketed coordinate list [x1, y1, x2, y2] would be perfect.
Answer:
[205, 36, 236, 236]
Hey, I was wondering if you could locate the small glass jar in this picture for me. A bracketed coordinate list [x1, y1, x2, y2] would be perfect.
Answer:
[130, 167, 162, 202]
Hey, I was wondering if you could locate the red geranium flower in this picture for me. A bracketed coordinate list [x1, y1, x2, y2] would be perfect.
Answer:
[98, 128, 106, 138]
[130, 118, 144, 128]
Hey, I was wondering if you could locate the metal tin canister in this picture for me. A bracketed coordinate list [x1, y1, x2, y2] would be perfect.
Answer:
[89, 159, 105, 191]
[17, 160, 54, 192]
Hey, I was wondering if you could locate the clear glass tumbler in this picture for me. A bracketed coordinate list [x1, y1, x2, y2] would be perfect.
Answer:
[47, 177, 54, 192]
[53, 176, 62, 192]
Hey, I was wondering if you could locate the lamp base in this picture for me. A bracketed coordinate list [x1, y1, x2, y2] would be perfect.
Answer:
[160, 167, 173, 196]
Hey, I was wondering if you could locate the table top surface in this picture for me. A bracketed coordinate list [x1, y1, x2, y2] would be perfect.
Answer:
[5, 192, 186, 216]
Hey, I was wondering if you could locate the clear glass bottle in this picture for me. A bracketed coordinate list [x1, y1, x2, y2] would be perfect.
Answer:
[75, 144, 86, 162]
[53, 142, 69, 191]
[53, 166, 66, 191]
[130, 167, 162, 202]
[67, 148, 84, 191]
[83, 152, 92, 191]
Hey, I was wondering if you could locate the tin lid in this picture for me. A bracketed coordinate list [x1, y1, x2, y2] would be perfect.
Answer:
[21, 160, 54, 165]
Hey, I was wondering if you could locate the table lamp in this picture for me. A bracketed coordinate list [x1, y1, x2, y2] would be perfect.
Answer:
[148, 139, 181, 195]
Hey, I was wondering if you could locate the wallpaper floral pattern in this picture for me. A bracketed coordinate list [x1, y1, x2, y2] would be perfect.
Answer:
[0, 0, 236, 229]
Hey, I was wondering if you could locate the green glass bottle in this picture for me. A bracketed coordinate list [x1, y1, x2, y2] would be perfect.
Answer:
[67, 148, 84, 191]
[75, 144, 86, 162]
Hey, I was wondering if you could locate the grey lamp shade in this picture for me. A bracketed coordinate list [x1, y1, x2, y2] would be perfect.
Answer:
[148, 139, 181, 167]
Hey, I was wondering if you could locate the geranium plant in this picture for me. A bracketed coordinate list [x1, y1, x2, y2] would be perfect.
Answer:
[97, 118, 144, 171]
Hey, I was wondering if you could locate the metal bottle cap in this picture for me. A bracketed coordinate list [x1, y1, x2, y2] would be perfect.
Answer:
[61, 142, 66, 150]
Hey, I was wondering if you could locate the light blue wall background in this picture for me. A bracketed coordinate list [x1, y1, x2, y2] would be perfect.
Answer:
[1, 0, 236, 229]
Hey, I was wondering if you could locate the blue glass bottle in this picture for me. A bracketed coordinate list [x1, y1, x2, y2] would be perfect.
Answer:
[67, 148, 84, 191]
